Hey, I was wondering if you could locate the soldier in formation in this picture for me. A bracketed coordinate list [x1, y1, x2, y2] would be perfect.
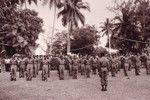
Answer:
[98, 53, 109, 91]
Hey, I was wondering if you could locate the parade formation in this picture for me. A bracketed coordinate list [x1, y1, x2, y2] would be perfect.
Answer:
[0, 51, 150, 92]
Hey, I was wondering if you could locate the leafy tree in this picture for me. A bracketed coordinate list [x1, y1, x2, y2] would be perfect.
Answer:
[106, 0, 150, 54]
[0, 1, 43, 57]
[70, 25, 99, 55]
[58, 0, 90, 54]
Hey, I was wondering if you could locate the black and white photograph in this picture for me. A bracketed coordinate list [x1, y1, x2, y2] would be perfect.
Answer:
[0, 0, 150, 100]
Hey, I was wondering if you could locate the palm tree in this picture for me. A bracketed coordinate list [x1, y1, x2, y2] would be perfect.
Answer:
[100, 18, 113, 55]
[43, 0, 61, 55]
[58, 0, 90, 54]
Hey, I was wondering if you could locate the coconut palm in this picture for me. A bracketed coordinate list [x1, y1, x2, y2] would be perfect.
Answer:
[43, 0, 61, 55]
[58, 0, 90, 54]
[100, 18, 113, 54]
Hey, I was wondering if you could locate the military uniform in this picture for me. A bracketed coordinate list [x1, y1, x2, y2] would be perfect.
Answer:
[135, 55, 141, 75]
[19, 58, 26, 78]
[58, 57, 65, 80]
[72, 57, 78, 79]
[33, 57, 37, 78]
[26, 58, 33, 81]
[42, 58, 48, 81]
[98, 56, 109, 91]
[146, 55, 150, 74]
[81, 57, 86, 75]
[10, 59, 17, 81]
[91, 57, 97, 75]
[85, 58, 91, 78]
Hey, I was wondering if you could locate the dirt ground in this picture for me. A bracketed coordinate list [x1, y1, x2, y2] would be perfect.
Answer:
[0, 69, 150, 100]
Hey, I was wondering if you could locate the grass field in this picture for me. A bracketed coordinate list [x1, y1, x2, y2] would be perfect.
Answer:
[0, 69, 150, 100]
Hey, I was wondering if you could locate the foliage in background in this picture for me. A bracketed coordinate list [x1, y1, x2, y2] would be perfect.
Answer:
[0, 0, 43, 57]
[104, 0, 150, 55]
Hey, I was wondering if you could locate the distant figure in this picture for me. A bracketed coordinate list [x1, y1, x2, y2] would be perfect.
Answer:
[19, 57, 26, 78]
[58, 56, 65, 80]
[42, 56, 48, 81]
[85, 56, 91, 78]
[26, 57, 33, 81]
[72, 56, 78, 79]
[10, 57, 17, 81]
[5, 58, 11, 72]
[97, 53, 109, 91]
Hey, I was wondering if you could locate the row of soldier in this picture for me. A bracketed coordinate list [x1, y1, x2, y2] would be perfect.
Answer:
[0, 52, 150, 91]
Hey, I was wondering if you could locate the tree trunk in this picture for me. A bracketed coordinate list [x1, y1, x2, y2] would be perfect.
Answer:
[67, 22, 72, 55]
[49, 6, 57, 55]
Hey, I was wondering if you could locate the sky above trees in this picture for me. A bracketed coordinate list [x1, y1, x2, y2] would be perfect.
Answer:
[27, 0, 115, 54]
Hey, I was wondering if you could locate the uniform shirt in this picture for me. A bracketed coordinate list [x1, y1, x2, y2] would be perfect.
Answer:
[98, 57, 109, 69]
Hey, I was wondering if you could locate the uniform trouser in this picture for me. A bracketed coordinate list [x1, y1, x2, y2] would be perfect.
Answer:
[99, 68, 108, 86]
[69, 65, 73, 76]
[48, 64, 51, 77]
[92, 64, 97, 74]
[59, 65, 65, 80]
[1, 65, 5, 72]
[72, 66, 78, 79]
[86, 65, 91, 78]
[26, 65, 33, 81]
[111, 64, 116, 77]
[42, 65, 48, 81]
[134, 65, 140, 75]
[146, 62, 150, 74]
[81, 65, 85, 75]
[10, 66, 17, 81]
[33, 65, 37, 77]
[19, 66, 25, 78]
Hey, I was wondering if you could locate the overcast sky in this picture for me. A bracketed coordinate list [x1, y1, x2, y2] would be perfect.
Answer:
[28, 0, 115, 54]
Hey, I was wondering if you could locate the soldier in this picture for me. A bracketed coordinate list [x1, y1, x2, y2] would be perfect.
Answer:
[19, 56, 26, 78]
[135, 54, 141, 75]
[85, 56, 91, 78]
[10, 57, 17, 81]
[47, 56, 51, 77]
[16, 57, 21, 72]
[91, 56, 97, 75]
[97, 53, 109, 91]
[72, 55, 78, 79]
[140, 52, 149, 75]
[81, 56, 86, 75]
[146, 53, 150, 75]
[32, 56, 37, 78]
[1, 58, 5, 73]
[26, 56, 33, 81]
[41, 56, 48, 81]
[124, 55, 129, 76]
[58, 55, 65, 80]
[110, 55, 116, 77]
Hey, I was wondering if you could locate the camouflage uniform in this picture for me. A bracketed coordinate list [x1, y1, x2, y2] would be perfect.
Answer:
[10, 59, 17, 81]
[98, 56, 109, 91]
[26, 58, 33, 81]
[42, 58, 48, 81]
